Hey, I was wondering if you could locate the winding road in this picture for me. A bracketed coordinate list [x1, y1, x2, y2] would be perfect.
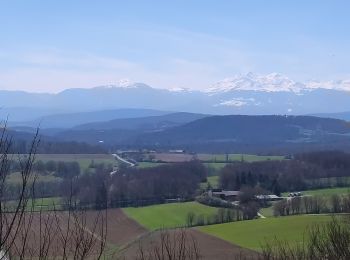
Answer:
[112, 154, 136, 167]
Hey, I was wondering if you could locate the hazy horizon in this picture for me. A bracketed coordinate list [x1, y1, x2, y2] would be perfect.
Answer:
[1, 0, 350, 92]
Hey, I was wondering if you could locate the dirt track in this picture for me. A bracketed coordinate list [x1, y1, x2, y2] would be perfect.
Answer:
[91, 208, 147, 246]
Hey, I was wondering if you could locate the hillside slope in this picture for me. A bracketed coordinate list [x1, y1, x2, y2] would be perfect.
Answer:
[54, 115, 350, 153]
[74, 112, 208, 131]
[131, 115, 350, 152]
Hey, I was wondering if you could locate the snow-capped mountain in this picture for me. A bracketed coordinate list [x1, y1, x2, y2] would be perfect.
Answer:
[205, 72, 350, 94]
[199, 73, 350, 114]
[306, 79, 350, 91]
[205, 73, 306, 93]
[2, 73, 350, 123]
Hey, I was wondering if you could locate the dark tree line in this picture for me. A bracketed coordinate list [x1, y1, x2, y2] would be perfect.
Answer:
[273, 193, 350, 216]
[4, 160, 83, 200]
[186, 208, 243, 227]
[219, 151, 350, 195]
[0, 127, 108, 259]
[69, 161, 207, 209]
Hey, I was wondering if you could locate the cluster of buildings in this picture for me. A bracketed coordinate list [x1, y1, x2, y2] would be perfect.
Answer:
[208, 189, 283, 202]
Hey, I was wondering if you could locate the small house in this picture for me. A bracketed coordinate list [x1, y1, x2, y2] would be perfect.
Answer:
[208, 189, 240, 201]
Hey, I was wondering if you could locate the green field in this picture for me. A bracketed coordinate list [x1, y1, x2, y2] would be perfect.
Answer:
[33, 154, 116, 171]
[283, 186, 350, 197]
[198, 153, 285, 162]
[205, 162, 228, 177]
[207, 176, 219, 188]
[136, 162, 166, 168]
[200, 175, 220, 189]
[123, 202, 218, 230]
[7, 171, 61, 184]
[136, 162, 228, 171]
[29, 197, 62, 210]
[6, 197, 62, 211]
[199, 215, 332, 251]
[205, 162, 228, 170]
[259, 205, 275, 218]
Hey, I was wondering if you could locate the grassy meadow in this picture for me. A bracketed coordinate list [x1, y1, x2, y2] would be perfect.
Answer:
[206, 175, 219, 188]
[123, 202, 218, 230]
[199, 215, 333, 251]
[198, 153, 285, 162]
[282, 186, 350, 197]
[7, 171, 61, 184]
[34, 154, 116, 171]
[136, 162, 166, 168]
[5, 197, 62, 211]
[259, 205, 275, 218]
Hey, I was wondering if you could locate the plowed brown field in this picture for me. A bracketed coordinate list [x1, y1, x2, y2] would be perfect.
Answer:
[120, 228, 259, 260]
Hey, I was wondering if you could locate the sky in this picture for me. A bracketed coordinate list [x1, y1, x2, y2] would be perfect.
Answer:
[1, 0, 350, 93]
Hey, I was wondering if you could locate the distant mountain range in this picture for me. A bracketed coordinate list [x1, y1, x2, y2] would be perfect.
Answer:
[2, 72, 350, 154]
[310, 111, 350, 121]
[2, 73, 350, 124]
[20, 113, 348, 154]
[41, 112, 209, 145]
[10, 108, 170, 129]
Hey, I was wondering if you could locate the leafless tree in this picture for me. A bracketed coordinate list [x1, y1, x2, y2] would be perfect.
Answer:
[260, 216, 350, 260]
[330, 194, 342, 213]
[136, 229, 201, 260]
[290, 197, 301, 215]
[0, 126, 108, 259]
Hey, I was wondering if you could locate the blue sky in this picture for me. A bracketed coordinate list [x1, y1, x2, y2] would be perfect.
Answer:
[1, 0, 350, 92]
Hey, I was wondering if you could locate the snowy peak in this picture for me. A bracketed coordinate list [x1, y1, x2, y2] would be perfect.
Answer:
[205, 72, 306, 94]
[306, 79, 350, 91]
[95, 80, 152, 90]
[168, 87, 193, 93]
[117, 78, 133, 88]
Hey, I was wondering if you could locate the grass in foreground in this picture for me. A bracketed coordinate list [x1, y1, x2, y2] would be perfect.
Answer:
[123, 202, 218, 230]
[199, 215, 332, 251]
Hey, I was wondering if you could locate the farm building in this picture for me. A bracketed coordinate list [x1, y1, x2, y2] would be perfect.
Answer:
[168, 149, 185, 153]
[208, 189, 240, 201]
[255, 194, 283, 201]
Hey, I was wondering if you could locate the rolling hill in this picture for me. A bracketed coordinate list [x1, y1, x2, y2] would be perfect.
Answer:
[134, 115, 350, 145]
[53, 115, 350, 153]
[73, 112, 208, 131]
[310, 111, 350, 121]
